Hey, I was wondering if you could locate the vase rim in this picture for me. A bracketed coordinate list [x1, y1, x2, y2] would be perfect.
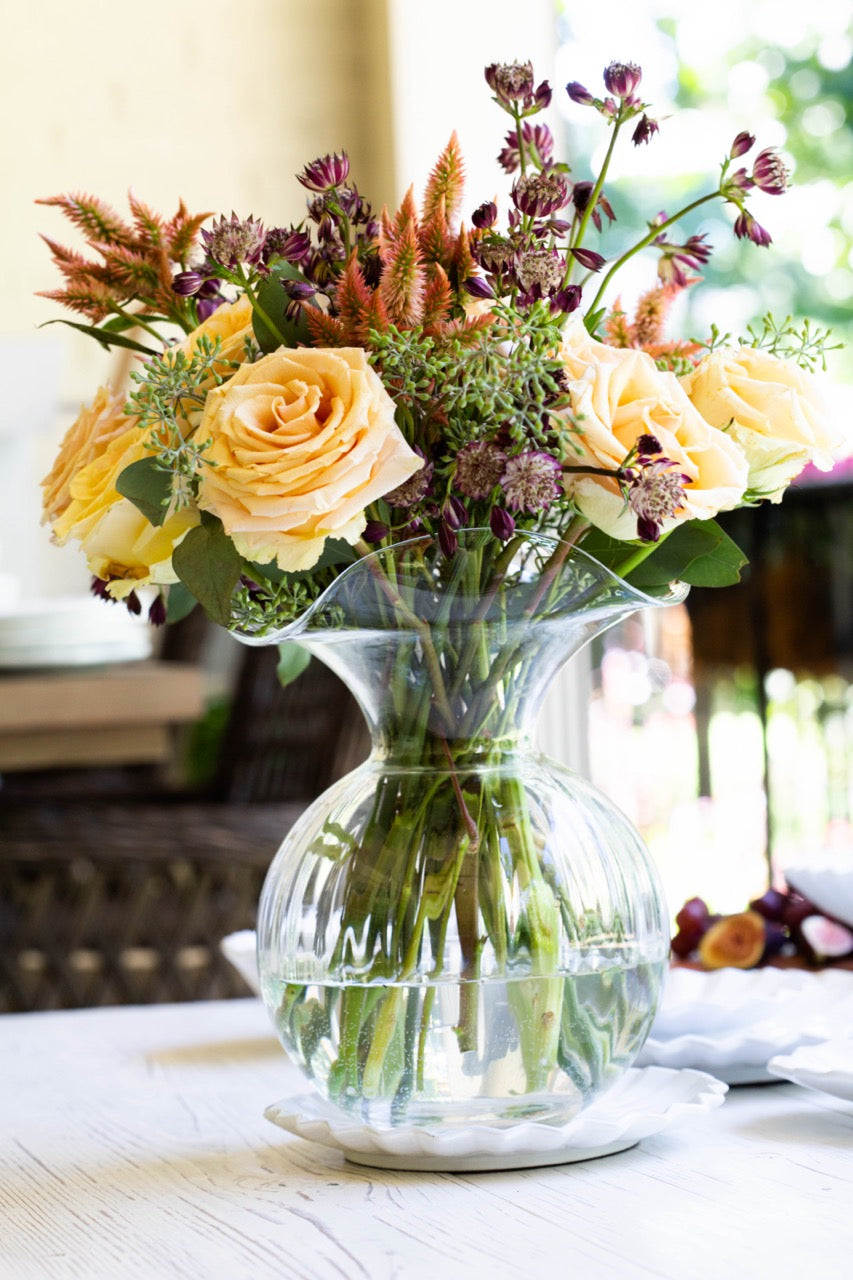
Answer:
[232, 526, 688, 646]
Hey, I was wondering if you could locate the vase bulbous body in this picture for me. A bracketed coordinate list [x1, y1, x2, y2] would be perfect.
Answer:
[244, 531, 685, 1131]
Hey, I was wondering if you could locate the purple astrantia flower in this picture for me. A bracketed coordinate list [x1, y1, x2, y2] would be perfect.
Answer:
[172, 269, 207, 297]
[654, 231, 712, 286]
[603, 61, 642, 102]
[632, 114, 659, 146]
[454, 441, 508, 500]
[569, 246, 606, 272]
[498, 122, 555, 173]
[730, 131, 755, 159]
[626, 458, 690, 542]
[572, 182, 616, 231]
[514, 246, 565, 297]
[500, 451, 562, 513]
[386, 460, 434, 508]
[201, 214, 266, 270]
[263, 227, 313, 266]
[734, 210, 772, 247]
[490, 506, 516, 540]
[512, 171, 570, 218]
[297, 152, 350, 193]
[751, 148, 789, 195]
[463, 274, 495, 300]
[485, 62, 551, 114]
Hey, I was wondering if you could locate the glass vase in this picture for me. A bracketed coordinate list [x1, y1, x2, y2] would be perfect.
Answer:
[243, 529, 686, 1131]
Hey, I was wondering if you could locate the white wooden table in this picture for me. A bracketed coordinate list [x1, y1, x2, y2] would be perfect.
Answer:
[2, 999, 852, 1280]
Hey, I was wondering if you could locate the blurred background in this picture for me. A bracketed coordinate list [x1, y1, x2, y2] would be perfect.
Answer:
[1, 0, 851, 931]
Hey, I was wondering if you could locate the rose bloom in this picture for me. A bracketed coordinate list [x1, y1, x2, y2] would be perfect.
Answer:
[48, 415, 198, 598]
[196, 346, 423, 571]
[42, 385, 129, 524]
[174, 293, 255, 370]
[558, 315, 748, 538]
[681, 346, 845, 501]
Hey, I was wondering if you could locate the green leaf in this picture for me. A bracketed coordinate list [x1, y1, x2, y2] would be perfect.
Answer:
[165, 581, 198, 624]
[628, 520, 748, 588]
[252, 264, 312, 353]
[172, 513, 244, 626]
[115, 455, 173, 526]
[38, 317, 158, 356]
[276, 641, 311, 687]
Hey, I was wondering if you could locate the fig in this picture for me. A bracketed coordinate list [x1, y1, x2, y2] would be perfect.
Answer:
[799, 915, 853, 962]
[761, 920, 788, 959]
[749, 888, 788, 923]
[672, 897, 711, 955]
[671, 927, 699, 959]
[698, 910, 766, 970]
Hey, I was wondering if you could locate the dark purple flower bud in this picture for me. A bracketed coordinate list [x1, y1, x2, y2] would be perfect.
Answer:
[603, 61, 642, 100]
[125, 590, 142, 617]
[725, 167, 754, 195]
[485, 61, 535, 105]
[572, 181, 616, 232]
[196, 296, 225, 321]
[550, 284, 583, 315]
[636, 434, 662, 456]
[297, 151, 350, 192]
[490, 506, 516, 541]
[362, 520, 388, 544]
[569, 246, 606, 272]
[534, 80, 552, 110]
[730, 131, 755, 159]
[632, 114, 659, 146]
[438, 522, 458, 557]
[472, 200, 498, 229]
[282, 278, 317, 302]
[172, 269, 207, 297]
[733, 210, 772, 247]
[566, 81, 595, 106]
[442, 497, 464, 530]
[148, 594, 167, 627]
[601, 97, 619, 119]
[90, 576, 114, 603]
[752, 147, 789, 195]
[463, 275, 495, 300]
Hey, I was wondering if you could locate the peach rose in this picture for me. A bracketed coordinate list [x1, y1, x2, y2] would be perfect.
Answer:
[49, 417, 198, 598]
[42, 385, 128, 524]
[681, 346, 846, 501]
[196, 346, 423, 571]
[173, 294, 255, 372]
[558, 314, 748, 539]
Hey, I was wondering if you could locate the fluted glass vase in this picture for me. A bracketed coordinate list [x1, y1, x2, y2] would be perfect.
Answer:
[246, 529, 686, 1131]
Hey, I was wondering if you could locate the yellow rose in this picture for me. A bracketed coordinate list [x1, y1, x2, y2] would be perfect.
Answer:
[42, 385, 128, 524]
[558, 315, 748, 538]
[196, 346, 423, 571]
[681, 346, 845, 501]
[50, 418, 198, 598]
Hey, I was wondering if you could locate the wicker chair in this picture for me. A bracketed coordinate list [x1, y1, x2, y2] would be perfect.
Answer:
[0, 642, 368, 1012]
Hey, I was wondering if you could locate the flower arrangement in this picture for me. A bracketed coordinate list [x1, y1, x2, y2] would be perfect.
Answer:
[37, 60, 851, 1123]
[39, 58, 845, 628]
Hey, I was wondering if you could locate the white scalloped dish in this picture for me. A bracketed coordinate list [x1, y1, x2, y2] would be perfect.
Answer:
[637, 966, 853, 1084]
[767, 1040, 853, 1102]
[784, 860, 853, 930]
[264, 1066, 726, 1171]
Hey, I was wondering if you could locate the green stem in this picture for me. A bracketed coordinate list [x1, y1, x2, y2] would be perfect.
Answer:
[237, 266, 287, 348]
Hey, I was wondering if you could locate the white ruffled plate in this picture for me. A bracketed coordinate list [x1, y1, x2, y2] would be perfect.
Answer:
[264, 1066, 727, 1172]
[638, 967, 853, 1084]
[767, 1040, 853, 1102]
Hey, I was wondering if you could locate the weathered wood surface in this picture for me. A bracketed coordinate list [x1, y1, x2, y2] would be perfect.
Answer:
[1, 999, 852, 1280]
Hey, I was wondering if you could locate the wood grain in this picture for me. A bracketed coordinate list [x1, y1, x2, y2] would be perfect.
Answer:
[1, 999, 852, 1280]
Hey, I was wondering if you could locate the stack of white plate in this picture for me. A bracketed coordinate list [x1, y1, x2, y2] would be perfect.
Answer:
[0, 596, 153, 669]
[638, 965, 853, 1084]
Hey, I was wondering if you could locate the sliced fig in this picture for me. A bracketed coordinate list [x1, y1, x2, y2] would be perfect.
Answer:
[799, 914, 853, 961]
[698, 910, 766, 970]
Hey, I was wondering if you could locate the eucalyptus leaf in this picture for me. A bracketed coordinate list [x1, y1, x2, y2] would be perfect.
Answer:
[38, 317, 158, 356]
[172, 513, 244, 626]
[277, 641, 311, 687]
[115, 455, 173, 526]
